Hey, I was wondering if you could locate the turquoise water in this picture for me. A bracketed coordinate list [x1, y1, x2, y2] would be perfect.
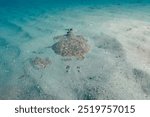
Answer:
[0, 0, 150, 99]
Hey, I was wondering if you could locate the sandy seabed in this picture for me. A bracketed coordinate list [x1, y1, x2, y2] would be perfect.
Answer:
[0, 3, 150, 99]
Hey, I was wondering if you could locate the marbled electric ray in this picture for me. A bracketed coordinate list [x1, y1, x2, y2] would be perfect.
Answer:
[52, 29, 90, 59]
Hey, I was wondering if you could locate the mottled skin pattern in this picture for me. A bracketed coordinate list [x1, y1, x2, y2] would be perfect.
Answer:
[52, 29, 90, 59]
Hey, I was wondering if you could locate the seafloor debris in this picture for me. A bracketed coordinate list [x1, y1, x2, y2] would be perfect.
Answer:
[66, 65, 70, 73]
[52, 29, 90, 59]
[77, 66, 80, 73]
[65, 65, 82, 73]
[30, 57, 51, 70]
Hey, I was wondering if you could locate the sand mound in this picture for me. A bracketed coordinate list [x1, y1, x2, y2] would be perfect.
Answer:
[30, 57, 51, 70]
[52, 29, 90, 59]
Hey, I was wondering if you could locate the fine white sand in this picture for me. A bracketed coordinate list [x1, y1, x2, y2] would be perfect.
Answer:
[0, 3, 150, 99]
